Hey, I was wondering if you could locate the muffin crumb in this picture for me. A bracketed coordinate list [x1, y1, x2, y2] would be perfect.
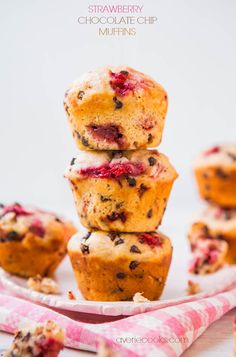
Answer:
[67, 290, 76, 300]
[133, 292, 150, 303]
[27, 275, 59, 294]
[186, 280, 201, 295]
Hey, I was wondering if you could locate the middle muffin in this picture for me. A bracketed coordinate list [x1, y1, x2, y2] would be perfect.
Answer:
[65, 150, 177, 232]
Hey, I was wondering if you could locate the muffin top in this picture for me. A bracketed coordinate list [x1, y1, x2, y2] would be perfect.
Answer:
[0, 203, 75, 243]
[65, 150, 177, 181]
[68, 230, 172, 262]
[193, 205, 236, 232]
[64, 65, 167, 101]
[194, 144, 236, 168]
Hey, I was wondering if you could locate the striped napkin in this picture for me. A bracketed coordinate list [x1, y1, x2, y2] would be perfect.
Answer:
[0, 286, 235, 356]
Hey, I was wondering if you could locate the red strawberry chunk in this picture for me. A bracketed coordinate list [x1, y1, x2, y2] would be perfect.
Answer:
[203, 146, 221, 156]
[29, 219, 45, 238]
[79, 162, 146, 179]
[109, 71, 136, 96]
[138, 233, 162, 247]
[3, 203, 32, 216]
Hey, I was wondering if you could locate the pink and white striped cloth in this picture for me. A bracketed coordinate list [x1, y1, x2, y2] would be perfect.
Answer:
[0, 286, 236, 356]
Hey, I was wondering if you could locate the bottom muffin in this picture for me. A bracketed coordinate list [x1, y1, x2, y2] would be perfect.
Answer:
[67, 230, 172, 301]
[0, 203, 76, 277]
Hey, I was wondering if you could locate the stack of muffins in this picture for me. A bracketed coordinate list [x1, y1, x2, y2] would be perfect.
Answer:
[64, 66, 178, 301]
[188, 145, 236, 274]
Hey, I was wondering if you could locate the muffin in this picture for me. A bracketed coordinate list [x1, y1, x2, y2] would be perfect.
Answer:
[0, 203, 76, 277]
[188, 237, 228, 275]
[4, 320, 64, 357]
[67, 230, 172, 301]
[65, 150, 178, 232]
[188, 205, 236, 264]
[64, 65, 168, 150]
[193, 145, 236, 207]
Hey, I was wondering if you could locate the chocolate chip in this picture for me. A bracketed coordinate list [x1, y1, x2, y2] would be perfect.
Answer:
[22, 332, 31, 342]
[216, 234, 225, 240]
[138, 184, 149, 197]
[114, 238, 124, 246]
[148, 133, 153, 143]
[112, 287, 124, 293]
[111, 151, 123, 158]
[227, 152, 236, 161]
[130, 245, 141, 254]
[148, 156, 157, 166]
[202, 225, 210, 236]
[215, 168, 228, 179]
[78, 91, 85, 100]
[115, 202, 123, 209]
[147, 209, 153, 218]
[55, 217, 62, 223]
[70, 158, 76, 166]
[108, 232, 119, 241]
[6, 231, 21, 241]
[202, 172, 209, 179]
[155, 277, 163, 285]
[15, 331, 23, 340]
[120, 70, 129, 76]
[127, 177, 136, 187]
[113, 97, 123, 110]
[81, 136, 89, 147]
[107, 212, 127, 223]
[224, 210, 232, 220]
[64, 104, 70, 115]
[83, 232, 91, 240]
[100, 195, 111, 202]
[80, 243, 89, 255]
[129, 261, 139, 270]
[116, 272, 126, 279]
[76, 131, 81, 139]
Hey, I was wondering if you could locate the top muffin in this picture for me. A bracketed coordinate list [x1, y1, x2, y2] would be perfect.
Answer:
[64, 66, 168, 150]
